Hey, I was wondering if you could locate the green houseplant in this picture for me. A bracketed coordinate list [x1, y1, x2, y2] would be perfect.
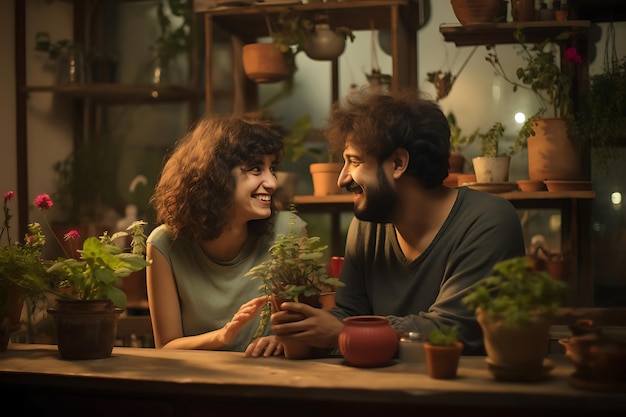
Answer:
[0, 191, 58, 351]
[423, 325, 463, 379]
[485, 29, 585, 181]
[462, 256, 568, 381]
[447, 111, 478, 174]
[471, 122, 518, 183]
[245, 205, 343, 357]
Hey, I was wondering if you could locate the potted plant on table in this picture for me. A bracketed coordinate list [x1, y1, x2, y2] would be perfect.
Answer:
[46, 217, 152, 360]
[485, 29, 584, 182]
[0, 191, 59, 351]
[245, 205, 344, 358]
[447, 111, 478, 174]
[462, 256, 568, 382]
[423, 325, 463, 379]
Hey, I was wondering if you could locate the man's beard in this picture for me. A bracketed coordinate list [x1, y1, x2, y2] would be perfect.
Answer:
[354, 168, 398, 223]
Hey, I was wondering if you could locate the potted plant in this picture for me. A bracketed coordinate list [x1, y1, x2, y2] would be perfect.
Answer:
[34, 32, 87, 84]
[245, 205, 344, 358]
[243, 10, 354, 85]
[0, 191, 59, 351]
[485, 29, 584, 181]
[462, 256, 568, 381]
[471, 121, 518, 183]
[423, 325, 463, 379]
[447, 111, 478, 174]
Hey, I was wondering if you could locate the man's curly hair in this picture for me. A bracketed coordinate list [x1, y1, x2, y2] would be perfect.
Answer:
[325, 89, 450, 188]
[151, 114, 285, 242]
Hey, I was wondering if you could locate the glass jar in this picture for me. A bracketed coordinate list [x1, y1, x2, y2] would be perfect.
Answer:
[399, 331, 426, 363]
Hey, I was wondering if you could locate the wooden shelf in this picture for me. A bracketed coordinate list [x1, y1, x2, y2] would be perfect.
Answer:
[440, 21, 591, 47]
[23, 83, 204, 104]
[195, 0, 419, 39]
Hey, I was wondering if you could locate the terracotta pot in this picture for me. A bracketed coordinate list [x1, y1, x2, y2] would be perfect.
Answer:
[0, 284, 25, 352]
[271, 294, 321, 359]
[338, 315, 398, 367]
[477, 308, 552, 374]
[449, 153, 466, 173]
[450, 0, 507, 25]
[48, 299, 123, 360]
[242, 43, 289, 84]
[424, 341, 463, 379]
[302, 23, 346, 61]
[310, 163, 342, 196]
[516, 179, 546, 192]
[527, 118, 582, 181]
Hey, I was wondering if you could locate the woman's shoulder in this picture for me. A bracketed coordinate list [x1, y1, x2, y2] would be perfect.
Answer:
[147, 224, 173, 246]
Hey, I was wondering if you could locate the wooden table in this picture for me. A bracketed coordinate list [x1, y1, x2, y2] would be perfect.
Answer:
[1, 343, 623, 416]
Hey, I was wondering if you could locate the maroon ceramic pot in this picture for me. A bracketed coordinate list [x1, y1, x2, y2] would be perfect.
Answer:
[338, 315, 399, 367]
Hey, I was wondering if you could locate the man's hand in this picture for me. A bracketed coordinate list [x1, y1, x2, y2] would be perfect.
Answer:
[270, 301, 343, 349]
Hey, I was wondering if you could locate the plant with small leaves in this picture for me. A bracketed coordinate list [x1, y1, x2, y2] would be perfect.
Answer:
[427, 325, 459, 347]
[448, 112, 478, 154]
[462, 256, 568, 327]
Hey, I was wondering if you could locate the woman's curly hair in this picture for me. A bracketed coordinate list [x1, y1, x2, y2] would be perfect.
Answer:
[325, 89, 450, 188]
[151, 114, 285, 242]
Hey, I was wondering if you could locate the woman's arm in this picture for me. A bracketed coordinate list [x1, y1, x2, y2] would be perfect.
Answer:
[147, 244, 269, 351]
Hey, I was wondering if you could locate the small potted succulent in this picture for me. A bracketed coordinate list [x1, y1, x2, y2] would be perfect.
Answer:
[471, 121, 519, 183]
[245, 205, 344, 358]
[462, 256, 568, 381]
[423, 325, 463, 379]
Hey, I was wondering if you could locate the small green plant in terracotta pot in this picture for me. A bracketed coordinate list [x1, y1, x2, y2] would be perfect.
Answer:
[424, 325, 463, 379]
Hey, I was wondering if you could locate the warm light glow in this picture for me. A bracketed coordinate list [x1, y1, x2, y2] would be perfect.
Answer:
[514, 112, 526, 124]
[549, 214, 561, 232]
[611, 192, 622, 205]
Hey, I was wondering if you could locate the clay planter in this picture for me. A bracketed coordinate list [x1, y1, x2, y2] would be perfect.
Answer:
[424, 341, 463, 379]
[477, 307, 553, 380]
[48, 299, 123, 360]
[338, 315, 398, 367]
[0, 283, 25, 352]
[511, 0, 536, 22]
[472, 155, 511, 183]
[271, 294, 321, 359]
[242, 43, 290, 84]
[310, 163, 342, 196]
[451, 0, 507, 25]
[527, 118, 582, 181]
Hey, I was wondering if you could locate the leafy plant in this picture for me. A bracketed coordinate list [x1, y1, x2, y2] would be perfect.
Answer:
[152, 0, 192, 66]
[485, 29, 582, 148]
[447, 112, 478, 154]
[462, 256, 568, 327]
[34, 32, 80, 60]
[1, 192, 59, 318]
[246, 205, 343, 302]
[47, 220, 152, 309]
[477, 122, 521, 157]
[427, 325, 459, 347]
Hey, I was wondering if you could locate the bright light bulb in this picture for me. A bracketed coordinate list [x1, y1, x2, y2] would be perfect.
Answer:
[611, 192, 622, 205]
[514, 112, 526, 124]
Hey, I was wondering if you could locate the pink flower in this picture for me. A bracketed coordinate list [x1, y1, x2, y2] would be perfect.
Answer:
[63, 230, 80, 241]
[3, 191, 15, 201]
[33, 194, 53, 210]
[565, 47, 582, 64]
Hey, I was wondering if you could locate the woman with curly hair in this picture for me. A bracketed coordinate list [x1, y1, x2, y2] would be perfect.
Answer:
[147, 114, 305, 357]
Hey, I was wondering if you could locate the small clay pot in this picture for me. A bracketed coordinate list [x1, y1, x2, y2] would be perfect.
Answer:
[338, 316, 398, 367]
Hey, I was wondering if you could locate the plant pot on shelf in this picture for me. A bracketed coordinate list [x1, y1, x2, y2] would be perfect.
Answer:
[310, 162, 342, 196]
[511, 0, 536, 22]
[527, 118, 583, 182]
[48, 298, 124, 360]
[338, 315, 398, 368]
[450, 0, 508, 25]
[242, 43, 290, 84]
[424, 341, 463, 379]
[302, 23, 346, 61]
[471, 155, 511, 183]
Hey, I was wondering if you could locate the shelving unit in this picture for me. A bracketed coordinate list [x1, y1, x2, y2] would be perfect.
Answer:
[194, 0, 419, 113]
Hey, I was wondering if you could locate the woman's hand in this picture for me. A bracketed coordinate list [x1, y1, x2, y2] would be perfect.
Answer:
[221, 296, 267, 346]
[244, 335, 284, 357]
